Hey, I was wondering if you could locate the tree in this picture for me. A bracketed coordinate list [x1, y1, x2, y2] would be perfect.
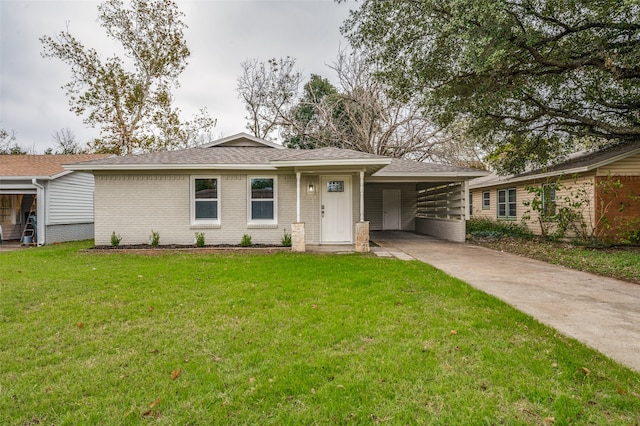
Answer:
[282, 74, 339, 149]
[0, 129, 28, 155]
[49, 128, 87, 154]
[341, 0, 640, 173]
[236, 57, 302, 140]
[286, 51, 459, 162]
[41, 0, 215, 155]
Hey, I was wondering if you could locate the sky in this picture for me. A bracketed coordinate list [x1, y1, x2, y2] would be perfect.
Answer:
[0, 0, 353, 153]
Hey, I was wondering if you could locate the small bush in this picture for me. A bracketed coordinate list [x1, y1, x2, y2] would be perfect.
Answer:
[110, 231, 122, 247]
[195, 232, 205, 247]
[281, 229, 292, 247]
[240, 234, 252, 247]
[467, 218, 533, 240]
[150, 230, 160, 247]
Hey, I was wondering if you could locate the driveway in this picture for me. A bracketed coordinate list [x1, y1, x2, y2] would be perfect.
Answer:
[370, 231, 640, 372]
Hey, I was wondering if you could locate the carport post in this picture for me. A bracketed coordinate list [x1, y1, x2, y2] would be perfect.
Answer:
[296, 171, 301, 222]
[359, 170, 364, 222]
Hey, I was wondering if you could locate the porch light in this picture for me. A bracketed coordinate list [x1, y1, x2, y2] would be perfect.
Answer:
[307, 183, 316, 195]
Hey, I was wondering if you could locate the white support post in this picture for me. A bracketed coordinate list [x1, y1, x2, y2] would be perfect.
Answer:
[359, 170, 365, 222]
[296, 171, 301, 223]
[464, 180, 470, 220]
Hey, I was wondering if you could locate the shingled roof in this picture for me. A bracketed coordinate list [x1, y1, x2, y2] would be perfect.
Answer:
[0, 154, 111, 178]
[64, 133, 488, 179]
[470, 142, 640, 188]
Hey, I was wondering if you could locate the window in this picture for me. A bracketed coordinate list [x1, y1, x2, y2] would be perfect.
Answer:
[497, 188, 517, 219]
[249, 177, 276, 223]
[192, 177, 219, 223]
[482, 191, 490, 210]
[542, 184, 557, 218]
[469, 193, 473, 217]
[0, 195, 11, 222]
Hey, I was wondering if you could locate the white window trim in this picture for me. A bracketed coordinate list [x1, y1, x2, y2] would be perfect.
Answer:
[247, 175, 277, 225]
[191, 175, 221, 226]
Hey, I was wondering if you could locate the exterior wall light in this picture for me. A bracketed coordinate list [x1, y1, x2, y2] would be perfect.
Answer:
[307, 183, 316, 195]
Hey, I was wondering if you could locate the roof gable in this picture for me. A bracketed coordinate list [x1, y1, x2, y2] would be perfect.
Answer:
[201, 133, 285, 149]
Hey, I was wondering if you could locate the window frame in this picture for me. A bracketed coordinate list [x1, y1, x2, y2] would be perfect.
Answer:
[247, 175, 277, 225]
[482, 191, 491, 210]
[497, 188, 517, 220]
[542, 183, 557, 219]
[191, 175, 221, 225]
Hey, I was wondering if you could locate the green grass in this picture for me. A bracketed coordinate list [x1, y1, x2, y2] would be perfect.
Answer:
[2, 242, 640, 425]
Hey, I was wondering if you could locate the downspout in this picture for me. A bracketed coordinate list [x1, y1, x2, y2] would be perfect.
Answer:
[31, 179, 45, 246]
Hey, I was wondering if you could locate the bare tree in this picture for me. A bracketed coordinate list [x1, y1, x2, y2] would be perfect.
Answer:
[0, 128, 29, 155]
[311, 50, 455, 161]
[236, 57, 302, 140]
[50, 128, 88, 154]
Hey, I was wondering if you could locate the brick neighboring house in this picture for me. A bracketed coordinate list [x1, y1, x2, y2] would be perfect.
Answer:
[66, 133, 488, 251]
[0, 154, 110, 245]
[469, 143, 640, 242]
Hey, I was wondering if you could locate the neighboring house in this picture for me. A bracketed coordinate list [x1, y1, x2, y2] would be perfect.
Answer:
[469, 142, 640, 242]
[66, 133, 487, 251]
[0, 154, 110, 245]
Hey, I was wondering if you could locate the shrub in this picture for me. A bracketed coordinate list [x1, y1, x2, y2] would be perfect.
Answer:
[195, 232, 205, 247]
[466, 218, 533, 240]
[110, 231, 122, 247]
[281, 229, 292, 247]
[150, 230, 160, 247]
[240, 234, 252, 247]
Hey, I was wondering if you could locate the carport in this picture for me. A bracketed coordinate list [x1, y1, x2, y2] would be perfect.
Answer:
[364, 158, 488, 242]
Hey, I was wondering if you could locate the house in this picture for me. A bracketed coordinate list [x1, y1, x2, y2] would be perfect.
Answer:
[469, 142, 640, 242]
[0, 154, 110, 245]
[65, 133, 488, 251]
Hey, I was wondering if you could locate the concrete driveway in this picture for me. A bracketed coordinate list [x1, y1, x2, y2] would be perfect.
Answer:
[370, 231, 640, 372]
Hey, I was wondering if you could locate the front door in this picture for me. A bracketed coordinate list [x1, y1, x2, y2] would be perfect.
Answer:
[382, 189, 401, 230]
[321, 176, 352, 243]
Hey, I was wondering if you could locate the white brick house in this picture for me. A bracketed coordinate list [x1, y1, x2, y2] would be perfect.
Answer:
[66, 133, 487, 251]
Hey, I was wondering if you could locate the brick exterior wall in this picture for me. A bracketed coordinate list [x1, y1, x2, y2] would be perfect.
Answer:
[596, 175, 640, 242]
[415, 217, 466, 242]
[94, 172, 300, 246]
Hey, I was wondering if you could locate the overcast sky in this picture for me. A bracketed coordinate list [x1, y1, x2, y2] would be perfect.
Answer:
[0, 0, 353, 153]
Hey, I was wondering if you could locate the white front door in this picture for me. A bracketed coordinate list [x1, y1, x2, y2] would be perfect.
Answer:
[321, 176, 352, 243]
[382, 189, 401, 230]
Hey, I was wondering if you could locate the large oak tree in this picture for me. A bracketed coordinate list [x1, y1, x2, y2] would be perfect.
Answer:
[341, 0, 640, 173]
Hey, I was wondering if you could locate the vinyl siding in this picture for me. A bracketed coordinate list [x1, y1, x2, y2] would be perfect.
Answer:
[597, 153, 640, 176]
[471, 174, 596, 237]
[48, 172, 96, 224]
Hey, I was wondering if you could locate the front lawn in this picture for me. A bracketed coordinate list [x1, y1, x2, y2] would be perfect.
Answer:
[1, 242, 639, 424]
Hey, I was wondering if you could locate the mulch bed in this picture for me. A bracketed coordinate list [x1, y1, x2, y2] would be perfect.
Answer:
[86, 244, 290, 255]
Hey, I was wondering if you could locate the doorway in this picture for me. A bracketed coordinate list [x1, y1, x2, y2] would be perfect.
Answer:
[320, 176, 352, 243]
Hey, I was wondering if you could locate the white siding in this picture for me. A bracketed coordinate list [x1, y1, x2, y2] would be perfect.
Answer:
[48, 172, 96, 224]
